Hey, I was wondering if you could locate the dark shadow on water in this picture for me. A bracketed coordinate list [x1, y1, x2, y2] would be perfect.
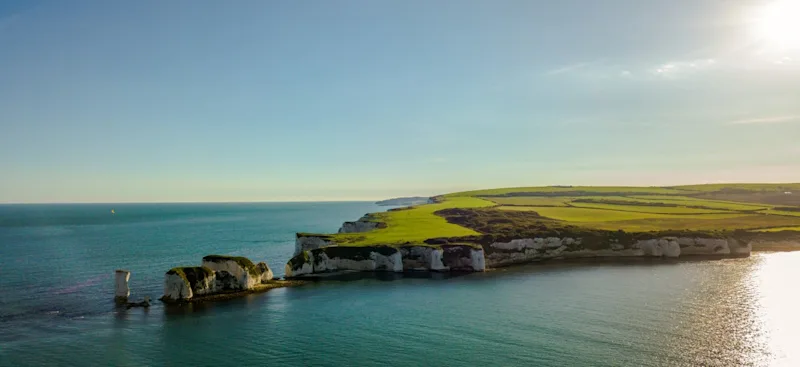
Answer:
[308, 271, 472, 282]
[161, 291, 275, 317]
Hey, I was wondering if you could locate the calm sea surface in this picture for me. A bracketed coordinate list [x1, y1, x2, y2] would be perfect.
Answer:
[1, 202, 799, 366]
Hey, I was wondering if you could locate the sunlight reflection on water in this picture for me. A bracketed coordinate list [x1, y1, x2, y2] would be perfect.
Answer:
[752, 252, 800, 366]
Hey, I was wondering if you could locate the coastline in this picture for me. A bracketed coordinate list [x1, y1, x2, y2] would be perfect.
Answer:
[160, 247, 798, 305]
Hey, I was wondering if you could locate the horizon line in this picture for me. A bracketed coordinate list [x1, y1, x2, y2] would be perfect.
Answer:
[0, 199, 387, 205]
[2, 181, 798, 205]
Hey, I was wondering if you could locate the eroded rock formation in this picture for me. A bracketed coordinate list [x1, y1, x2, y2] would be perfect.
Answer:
[162, 255, 274, 302]
[295, 234, 336, 256]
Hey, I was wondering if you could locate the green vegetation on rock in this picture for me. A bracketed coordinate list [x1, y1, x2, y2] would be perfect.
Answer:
[202, 255, 261, 277]
[287, 250, 311, 270]
[166, 266, 215, 289]
[314, 184, 800, 249]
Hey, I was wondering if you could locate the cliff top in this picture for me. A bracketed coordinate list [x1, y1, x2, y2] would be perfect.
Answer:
[318, 183, 800, 247]
[202, 255, 261, 277]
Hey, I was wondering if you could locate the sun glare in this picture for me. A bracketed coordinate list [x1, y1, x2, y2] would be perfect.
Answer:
[751, 0, 800, 51]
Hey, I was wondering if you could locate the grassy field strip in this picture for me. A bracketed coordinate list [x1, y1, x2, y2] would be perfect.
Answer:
[483, 196, 574, 206]
[624, 196, 771, 211]
[575, 214, 800, 232]
[335, 196, 495, 246]
[672, 183, 800, 192]
[764, 210, 800, 217]
[568, 201, 733, 215]
[497, 205, 746, 222]
[331, 184, 800, 245]
[753, 226, 800, 232]
[447, 186, 693, 197]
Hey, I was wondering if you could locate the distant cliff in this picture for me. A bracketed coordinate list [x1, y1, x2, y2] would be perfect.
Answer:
[375, 197, 432, 206]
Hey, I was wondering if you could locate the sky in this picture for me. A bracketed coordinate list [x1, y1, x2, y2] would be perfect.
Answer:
[1, 0, 799, 203]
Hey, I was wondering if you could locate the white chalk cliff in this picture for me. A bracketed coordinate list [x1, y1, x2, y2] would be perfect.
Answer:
[162, 256, 275, 302]
[485, 236, 751, 267]
[114, 270, 130, 303]
[285, 245, 486, 277]
[295, 235, 335, 256]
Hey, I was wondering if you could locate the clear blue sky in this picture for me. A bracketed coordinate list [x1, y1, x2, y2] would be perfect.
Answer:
[1, 0, 799, 203]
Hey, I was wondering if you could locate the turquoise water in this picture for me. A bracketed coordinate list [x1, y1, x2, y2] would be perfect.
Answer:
[1, 203, 800, 366]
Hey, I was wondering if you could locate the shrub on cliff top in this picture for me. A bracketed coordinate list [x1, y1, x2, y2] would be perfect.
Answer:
[202, 255, 261, 278]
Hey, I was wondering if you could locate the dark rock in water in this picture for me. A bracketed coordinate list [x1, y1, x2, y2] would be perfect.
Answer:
[126, 296, 151, 309]
[162, 255, 276, 302]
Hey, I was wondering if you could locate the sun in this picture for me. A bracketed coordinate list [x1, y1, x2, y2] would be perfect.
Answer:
[751, 0, 800, 51]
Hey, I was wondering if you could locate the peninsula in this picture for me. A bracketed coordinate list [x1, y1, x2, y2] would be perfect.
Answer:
[287, 183, 800, 277]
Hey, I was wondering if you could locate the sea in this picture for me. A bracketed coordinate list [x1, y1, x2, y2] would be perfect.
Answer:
[1, 202, 799, 366]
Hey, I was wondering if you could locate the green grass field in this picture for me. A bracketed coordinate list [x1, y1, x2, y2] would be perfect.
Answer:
[765, 209, 800, 217]
[485, 196, 573, 207]
[567, 201, 731, 214]
[334, 196, 495, 245]
[446, 186, 692, 197]
[319, 184, 800, 246]
[671, 183, 800, 192]
[578, 215, 800, 232]
[754, 226, 800, 232]
[625, 195, 771, 211]
[498, 205, 745, 222]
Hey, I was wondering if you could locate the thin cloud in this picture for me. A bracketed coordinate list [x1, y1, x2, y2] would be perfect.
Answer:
[652, 58, 716, 77]
[727, 115, 800, 125]
[544, 60, 601, 76]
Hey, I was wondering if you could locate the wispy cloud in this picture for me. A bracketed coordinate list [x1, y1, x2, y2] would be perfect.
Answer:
[544, 57, 721, 80]
[727, 115, 800, 125]
[544, 60, 602, 76]
[651, 58, 717, 77]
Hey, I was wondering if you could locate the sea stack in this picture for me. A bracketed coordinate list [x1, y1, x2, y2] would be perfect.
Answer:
[114, 270, 131, 304]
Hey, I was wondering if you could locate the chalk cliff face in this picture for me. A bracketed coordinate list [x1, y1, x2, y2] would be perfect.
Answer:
[485, 236, 751, 267]
[201, 256, 274, 290]
[442, 245, 486, 271]
[295, 234, 336, 256]
[255, 262, 274, 283]
[114, 270, 130, 303]
[398, 246, 445, 271]
[313, 247, 403, 273]
[285, 245, 486, 277]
